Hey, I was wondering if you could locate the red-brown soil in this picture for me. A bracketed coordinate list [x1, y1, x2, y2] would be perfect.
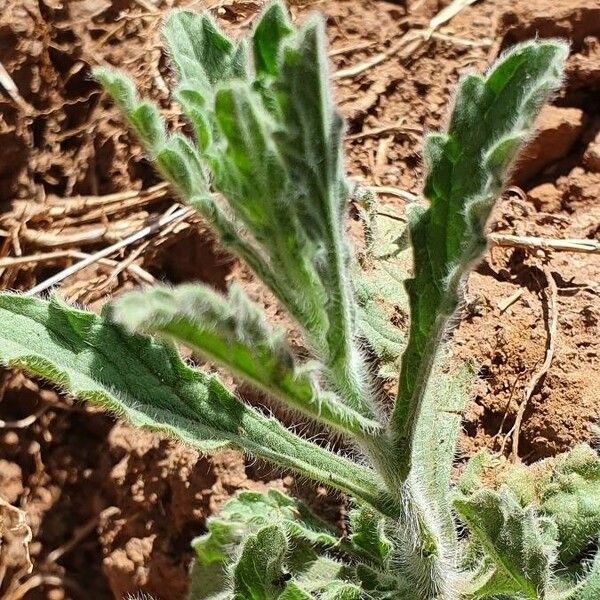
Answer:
[0, 1, 598, 598]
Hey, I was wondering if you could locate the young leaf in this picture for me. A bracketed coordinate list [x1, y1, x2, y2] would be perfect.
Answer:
[190, 490, 362, 600]
[189, 518, 235, 600]
[217, 490, 338, 548]
[0, 293, 396, 517]
[94, 68, 166, 154]
[567, 549, 600, 600]
[233, 525, 289, 599]
[269, 16, 374, 417]
[252, 1, 293, 77]
[278, 583, 314, 600]
[355, 198, 411, 379]
[156, 134, 207, 197]
[111, 284, 382, 438]
[468, 444, 600, 566]
[98, 4, 376, 424]
[163, 9, 235, 86]
[536, 445, 600, 565]
[455, 487, 558, 598]
[319, 582, 361, 600]
[391, 40, 568, 479]
[348, 504, 392, 566]
[189, 490, 336, 600]
[293, 557, 354, 598]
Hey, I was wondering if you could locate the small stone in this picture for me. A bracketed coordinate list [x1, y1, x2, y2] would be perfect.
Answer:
[583, 131, 600, 173]
[527, 182, 562, 213]
[515, 106, 585, 184]
[2, 431, 19, 447]
[0, 460, 23, 503]
[499, 0, 600, 48]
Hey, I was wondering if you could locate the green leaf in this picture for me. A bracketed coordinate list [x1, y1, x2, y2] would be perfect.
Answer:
[111, 284, 382, 438]
[411, 356, 474, 542]
[461, 445, 600, 568]
[175, 84, 213, 152]
[260, 14, 376, 421]
[129, 101, 166, 154]
[458, 450, 499, 497]
[162, 9, 234, 86]
[485, 445, 600, 566]
[94, 67, 166, 154]
[319, 582, 361, 600]
[355, 564, 400, 598]
[455, 487, 558, 598]
[278, 583, 314, 600]
[189, 490, 357, 600]
[571, 549, 600, 600]
[391, 40, 568, 478]
[213, 81, 288, 230]
[218, 490, 338, 548]
[355, 197, 410, 378]
[348, 504, 391, 566]
[0, 293, 397, 517]
[189, 519, 237, 600]
[275, 18, 356, 370]
[537, 446, 600, 565]
[253, 1, 293, 77]
[233, 525, 288, 600]
[156, 134, 207, 197]
[94, 67, 138, 114]
[100, 5, 378, 429]
[549, 550, 600, 600]
[210, 79, 330, 343]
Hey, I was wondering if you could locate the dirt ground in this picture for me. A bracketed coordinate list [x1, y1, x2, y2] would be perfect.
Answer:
[0, 0, 598, 598]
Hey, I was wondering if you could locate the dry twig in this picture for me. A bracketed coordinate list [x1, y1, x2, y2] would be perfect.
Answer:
[0, 497, 32, 591]
[4, 575, 70, 600]
[0, 250, 155, 284]
[369, 186, 419, 202]
[0, 405, 50, 429]
[25, 206, 192, 296]
[334, 0, 480, 79]
[497, 289, 524, 313]
[346, 120, 423, 141]
[334, 34, 421, 79]
[489, 233, 600, 255]
[509, 267, 559, 462]
[329, 40, 378, 57]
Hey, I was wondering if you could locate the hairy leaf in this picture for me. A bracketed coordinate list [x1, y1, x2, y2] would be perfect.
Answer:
[455, 487, 558, 598]
[252, 1, 293, 78]
[355, 196, 410, 379]
[189, 518, 234, 600]
[233, 525, 289, 599]
[278, 583, 314, 600]
[319, 582, 361, 600]
[158, 3, 369, 416]
[570, 550, 600, 600]
[392, 40, 568, 477]
[111, 284, 382, 438]
[539, 448, 600, 565]
[411, 356, 474, 542]
[95, 68, 166, 154]
[163, 9, 236, 86]
[348, 504, 392, 566]
[217, 490, 338, 548]
[465, 444, 600, 566]
[272, 17, 370, 415]
[549, 551, 600, 600]
[190, 490, 359, 600]
[0, 294, 395, 516]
